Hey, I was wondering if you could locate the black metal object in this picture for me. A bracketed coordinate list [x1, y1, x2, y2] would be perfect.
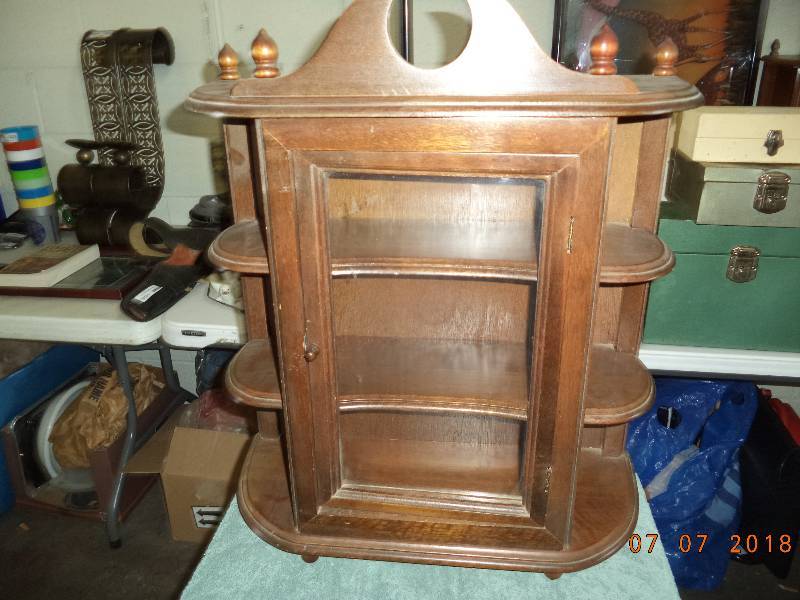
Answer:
[737, 395, 800, 578]
[401, 0, 413, 63]
[58, 140, 153, 211]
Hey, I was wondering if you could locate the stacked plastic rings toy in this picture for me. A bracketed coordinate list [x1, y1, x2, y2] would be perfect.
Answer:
[0, 125, 60, 243]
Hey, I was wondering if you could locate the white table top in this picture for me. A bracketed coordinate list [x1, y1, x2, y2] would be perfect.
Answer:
[0, 294, 161, 345]
[0, 233, 161, 346]
[161, 282, 246, 348]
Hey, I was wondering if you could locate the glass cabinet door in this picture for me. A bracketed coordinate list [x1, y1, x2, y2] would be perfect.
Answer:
[326, 173, 543, 510]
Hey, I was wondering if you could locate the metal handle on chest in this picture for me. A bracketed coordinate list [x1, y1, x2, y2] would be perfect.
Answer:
[764, 130, 784, 157]
[753, 171, 791, 214]
[726, 246, 760, 283]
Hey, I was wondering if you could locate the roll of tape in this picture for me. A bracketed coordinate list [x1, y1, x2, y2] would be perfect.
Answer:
[0, 125, 39, 144]
[2, 138, 41, 151]
[5, 147, 45, 162]
[18, 194, 56, 209]
[12, 176, 52, 191]
[10, 166, 49, 182]
[8, 158, 46, 171]
[16, 185, 54, 199]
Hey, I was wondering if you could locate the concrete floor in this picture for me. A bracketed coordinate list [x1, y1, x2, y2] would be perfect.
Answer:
[680, 558, 800, 600]
[0, 486, 201, 600]
[0, 484, 797, 600]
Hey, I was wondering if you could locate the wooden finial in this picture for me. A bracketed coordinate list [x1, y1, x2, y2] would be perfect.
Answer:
[218, 43, 239, 80]
[588, 24, 619, 76]
[252, 28, 280, 78]
[770, 39, 781, 57]
[653, 37, 678, 76]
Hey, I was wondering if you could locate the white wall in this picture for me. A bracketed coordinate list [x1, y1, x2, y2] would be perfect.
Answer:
[0, 0, 353, 224]
[761, 0, 800, 54]
[0, 0, 553, 225]
[410, 0, 552, 67]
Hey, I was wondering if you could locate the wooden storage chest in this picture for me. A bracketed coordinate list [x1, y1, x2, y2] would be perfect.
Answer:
[644, 218, 800, 352]
[666, 151, 800, 228]
[676, 107, 800, 164]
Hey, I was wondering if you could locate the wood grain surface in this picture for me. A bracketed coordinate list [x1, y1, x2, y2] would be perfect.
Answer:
[196, 0, 698, 575]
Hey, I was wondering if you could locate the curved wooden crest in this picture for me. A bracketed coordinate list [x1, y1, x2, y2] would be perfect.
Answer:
[231, 0, 638, 98]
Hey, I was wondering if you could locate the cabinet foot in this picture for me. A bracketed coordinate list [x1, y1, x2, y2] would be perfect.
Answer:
[545, 572, 562, 580]
[301, 554, 319, 564]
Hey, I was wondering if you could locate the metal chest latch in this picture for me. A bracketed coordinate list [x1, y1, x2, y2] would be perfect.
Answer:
[764, 129, 784, 157]
[754, 171, 791, 214]
[727, 246, 760, 283]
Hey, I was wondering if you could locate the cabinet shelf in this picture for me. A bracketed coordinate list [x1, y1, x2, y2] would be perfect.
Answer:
[336, 337, 529, 419]
[207, 220, 269, 274]
[585, 344, 654, 425]
[208, 220, 672, 284]
[600, 223, 674, 284]
[330, 220, 538, 281]
[336, 337, 652, 424]
[225, 339, 281, 410]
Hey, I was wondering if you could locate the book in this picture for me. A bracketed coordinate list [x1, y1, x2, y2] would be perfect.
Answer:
[0, 244, 101, 287]
[0, 256, 154, 299]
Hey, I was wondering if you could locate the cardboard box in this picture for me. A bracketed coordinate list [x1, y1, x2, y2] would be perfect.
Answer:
[126, 410, 251, 543]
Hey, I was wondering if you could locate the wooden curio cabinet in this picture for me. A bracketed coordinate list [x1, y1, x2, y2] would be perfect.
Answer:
[188, 0, 702, 576]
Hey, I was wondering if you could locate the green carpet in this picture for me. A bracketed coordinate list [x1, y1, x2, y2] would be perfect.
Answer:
[183, 478, 678, 600]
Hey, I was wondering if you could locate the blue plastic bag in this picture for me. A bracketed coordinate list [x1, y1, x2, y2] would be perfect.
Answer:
[627, 378, 757, 590]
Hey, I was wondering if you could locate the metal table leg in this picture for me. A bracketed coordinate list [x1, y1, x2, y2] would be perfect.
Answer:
[159, 344, 181, 393]
[102, 342, 191, 547]
[106, 345, 137, 548]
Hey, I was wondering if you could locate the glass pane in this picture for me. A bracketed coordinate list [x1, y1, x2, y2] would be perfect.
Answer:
[327, 174, 543, 270]
[327, 172, 544, 506]
[340, 411, 526, 497]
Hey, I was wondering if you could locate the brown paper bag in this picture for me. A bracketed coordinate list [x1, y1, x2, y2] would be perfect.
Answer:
[50, 363, 166, 469]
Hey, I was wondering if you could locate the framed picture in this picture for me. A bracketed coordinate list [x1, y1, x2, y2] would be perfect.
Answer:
[552, 0, 765, 105]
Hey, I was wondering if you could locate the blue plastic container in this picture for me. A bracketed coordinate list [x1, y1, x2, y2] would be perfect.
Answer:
[0, 345, 98, 514]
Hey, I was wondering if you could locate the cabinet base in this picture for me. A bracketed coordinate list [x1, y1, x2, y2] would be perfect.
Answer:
[237, 435, 638, 573]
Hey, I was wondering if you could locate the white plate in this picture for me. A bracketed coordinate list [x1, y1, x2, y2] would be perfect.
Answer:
[34, 377, 95, 492]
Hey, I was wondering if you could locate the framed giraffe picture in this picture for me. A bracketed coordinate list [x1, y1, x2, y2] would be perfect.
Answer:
[552, 0, 765, 105]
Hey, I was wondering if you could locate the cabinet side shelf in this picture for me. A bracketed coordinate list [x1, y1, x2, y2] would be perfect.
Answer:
[207, 220, 270, 274]
[225, 339, 281, 410]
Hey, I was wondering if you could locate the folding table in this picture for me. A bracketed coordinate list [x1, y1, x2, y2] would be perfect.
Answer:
[0, 293, 192, 546]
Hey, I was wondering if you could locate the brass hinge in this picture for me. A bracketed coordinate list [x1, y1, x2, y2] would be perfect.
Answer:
[566, 217, 575, 254]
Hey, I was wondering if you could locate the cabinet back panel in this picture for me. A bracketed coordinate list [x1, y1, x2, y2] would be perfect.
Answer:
[327, 174, 539, 223]
[340, 411, 525, 498]
[332, 278, 533, 344]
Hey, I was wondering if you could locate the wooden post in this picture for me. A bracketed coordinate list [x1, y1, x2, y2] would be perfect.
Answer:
[218, 43, 240, 80]
[589, 25, 618, 76]
[653, 38, 678, 77]
[252, 28, 280, 78]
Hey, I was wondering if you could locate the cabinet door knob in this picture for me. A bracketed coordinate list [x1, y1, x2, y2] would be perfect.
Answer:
[303, 343, 320, 362]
